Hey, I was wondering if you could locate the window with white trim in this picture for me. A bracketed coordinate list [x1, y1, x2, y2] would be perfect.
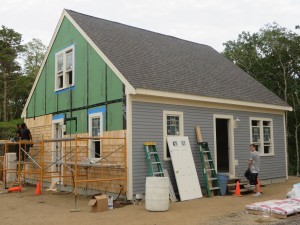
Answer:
[55, 46, 74, 91]
[250, 118, 273, 155]
[89, 112, 103, 158]
[163, 111, 184, 160]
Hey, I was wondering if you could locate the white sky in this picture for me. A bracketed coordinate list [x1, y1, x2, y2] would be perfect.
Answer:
[1, 0, 299, 52]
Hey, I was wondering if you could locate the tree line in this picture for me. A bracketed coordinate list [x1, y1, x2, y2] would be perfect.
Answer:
[0, 25, 46, 122]
[0, 23, 299, 175]
[222, 23, 300, 176]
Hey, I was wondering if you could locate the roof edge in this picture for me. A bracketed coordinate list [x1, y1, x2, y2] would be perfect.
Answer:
[135, 88, 293, 112]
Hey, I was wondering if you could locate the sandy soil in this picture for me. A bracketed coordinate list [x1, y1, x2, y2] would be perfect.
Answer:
[1, 177, 300, 225]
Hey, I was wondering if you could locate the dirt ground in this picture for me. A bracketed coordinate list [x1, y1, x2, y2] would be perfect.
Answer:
[1, 177, 300, 225]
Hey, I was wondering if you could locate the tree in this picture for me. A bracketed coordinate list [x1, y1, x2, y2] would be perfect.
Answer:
[0, 26, 24, 121]
[6, 38, 48, 119]
[22, 38, 46, 79]
[223, 23, 300, 175]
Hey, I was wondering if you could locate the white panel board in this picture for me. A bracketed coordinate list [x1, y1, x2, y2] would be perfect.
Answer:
[167, 136, 202, 201]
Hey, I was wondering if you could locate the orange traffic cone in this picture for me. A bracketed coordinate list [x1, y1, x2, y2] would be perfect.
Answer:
[8, 185, 22, 193]
[254, 179, 262, 193]
[35, 181, 41, 195]
[233, 180, 242, 197]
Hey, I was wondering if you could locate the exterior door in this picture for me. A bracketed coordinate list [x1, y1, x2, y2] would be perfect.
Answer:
[52, 121, 63, 172]
[214, 115, 235, 177]
[167, 136, 202, 201]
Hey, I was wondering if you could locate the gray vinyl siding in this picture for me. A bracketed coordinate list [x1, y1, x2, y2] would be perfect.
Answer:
[131, 101, 286, 194]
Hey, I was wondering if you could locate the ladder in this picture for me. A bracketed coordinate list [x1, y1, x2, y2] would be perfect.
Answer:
[198, 142, 221, 197]
[144, 142, 164, 177]
[144, 142, 177, 201]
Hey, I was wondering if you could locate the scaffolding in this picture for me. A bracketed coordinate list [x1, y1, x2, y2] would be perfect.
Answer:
[0, 134, 127, 199]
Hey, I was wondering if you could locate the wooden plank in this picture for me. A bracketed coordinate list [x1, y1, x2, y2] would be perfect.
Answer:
[195, 126, 203, 143]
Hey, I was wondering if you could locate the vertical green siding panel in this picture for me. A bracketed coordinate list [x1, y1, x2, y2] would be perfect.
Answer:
[34, 71, 45, 116]
[45, 57, 56, 114]
[72, 42, 88, 109]
[107, 102, 123, 131]
[107, 67, 123, 101]
[27, 94, 35, 117]
[89, 47, 106, 104]
[64, 109, 87, 134]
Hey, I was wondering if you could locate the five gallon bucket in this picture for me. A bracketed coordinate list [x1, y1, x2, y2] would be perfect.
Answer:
[291, 183, 300, 198]
[217, 173, 229, 196]
[145, 177, 169, 211]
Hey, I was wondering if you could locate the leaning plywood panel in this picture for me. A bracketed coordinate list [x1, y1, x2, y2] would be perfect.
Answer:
[167, 136, 202, 201]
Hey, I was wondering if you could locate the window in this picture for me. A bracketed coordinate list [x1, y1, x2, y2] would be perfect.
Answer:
[163, 111, 184, 160]
[89, 112, 103, 158]
[250, 118, 273, 155]
[55, 46, 74, 91]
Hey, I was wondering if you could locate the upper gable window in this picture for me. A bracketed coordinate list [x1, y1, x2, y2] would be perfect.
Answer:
[55, 46, 74, 91]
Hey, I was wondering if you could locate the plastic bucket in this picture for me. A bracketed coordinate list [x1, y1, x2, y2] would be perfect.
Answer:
[292, 183, 300, 198]
[145, 177, 169, 211]
[217, 174, 229, 196]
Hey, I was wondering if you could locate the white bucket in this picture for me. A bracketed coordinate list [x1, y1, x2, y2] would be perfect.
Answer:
[145, 177, 169, 211]
[292, 183, 300, 198]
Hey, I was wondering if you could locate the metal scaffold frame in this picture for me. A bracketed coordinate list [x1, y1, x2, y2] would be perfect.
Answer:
[0, 135, 127, 199]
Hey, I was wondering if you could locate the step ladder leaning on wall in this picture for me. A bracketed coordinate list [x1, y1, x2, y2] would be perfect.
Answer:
[195, 127, 221, 197]
[143, 142, 177, 202]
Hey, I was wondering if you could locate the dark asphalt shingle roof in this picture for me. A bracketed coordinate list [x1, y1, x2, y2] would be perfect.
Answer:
[66, 10, 288, 107]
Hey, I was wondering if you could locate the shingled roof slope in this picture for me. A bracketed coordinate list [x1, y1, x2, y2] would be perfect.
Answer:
[66, 10, 287, 107]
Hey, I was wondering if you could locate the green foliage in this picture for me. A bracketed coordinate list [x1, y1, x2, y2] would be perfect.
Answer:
[0, 118, 23, 155]
[22, 38, 46, 78]
[0, 26, 24, 121]
[0, 118, 23, 134]
[222, 23, 300, 175]
[0, 26, 46, 121]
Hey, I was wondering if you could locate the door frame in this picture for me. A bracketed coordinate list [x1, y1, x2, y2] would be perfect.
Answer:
[213, 114, 235, 178]
[52, 117, 64, 183]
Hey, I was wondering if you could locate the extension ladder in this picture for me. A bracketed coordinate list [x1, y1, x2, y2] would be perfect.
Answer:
[144, 142, 164, 177]
[198, 142, 221, 197]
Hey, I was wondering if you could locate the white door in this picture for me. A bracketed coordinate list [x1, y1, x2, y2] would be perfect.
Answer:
[52, 121, 63, 172]
[167, 136, 202, 201]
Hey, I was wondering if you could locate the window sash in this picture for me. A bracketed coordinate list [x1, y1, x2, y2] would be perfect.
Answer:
[55, 47, 74, 91]
[163, 111, 183, 160]
[250, 118, 273, 155]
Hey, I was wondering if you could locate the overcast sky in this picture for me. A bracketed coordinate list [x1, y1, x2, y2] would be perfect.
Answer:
[1, 0, 299, 52]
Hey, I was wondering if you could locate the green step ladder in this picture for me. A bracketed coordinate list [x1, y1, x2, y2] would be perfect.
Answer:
[143, 142, 178, 201]
[198, 142, 221, 197]
[144, 142, 164, 177]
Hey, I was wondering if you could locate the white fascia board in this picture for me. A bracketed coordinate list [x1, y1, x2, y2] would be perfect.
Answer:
[135, 88, 292, 112]
[22, 9, 136, 118]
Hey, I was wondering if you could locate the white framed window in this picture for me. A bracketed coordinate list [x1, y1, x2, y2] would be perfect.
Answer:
[55, 46, 74, 91]
[163, 111, 184, 160]
[89, 112, 103, 158]
[250, 117, 274, 155]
